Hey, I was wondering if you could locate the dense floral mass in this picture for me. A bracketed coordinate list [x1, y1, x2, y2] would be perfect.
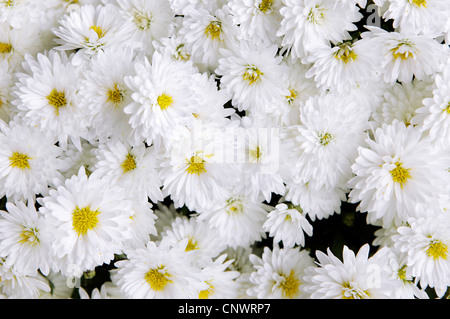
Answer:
[0, 0, 449, 299]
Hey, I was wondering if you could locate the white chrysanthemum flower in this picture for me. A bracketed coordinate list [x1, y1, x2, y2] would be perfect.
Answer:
[169, 0, 227, 14]
[393, 211, 450, 298]
[160, 125, 239, 211]
[37, 271, 74, 299]
[0, 201, 55, 276]
[277, 0, 362, 60]
[303, 244, 397, 299]
[0, 0, 47, 29]
[108, 0, 176, 55]
[39, 167, 134, 276]
[114, 240, 207, 298]
[263, 203, 313, 248]
[304, 39, 379, 91]
[79, 47, 136, 144]
[0, 61, 16, 122]
[412, 65, 450, 148]
[0, 261, 50, 298]
[160, 216, 228, 267]
[361, 26, 447, 84]
[262, 59, 320, 126]
[286, 93, 369, 192]
[284, 178, 346, 221]
[122, 199, 157, 251]
[197, 254, 240, 299]
[247, 245, 315, 299]
[151, 202, 182, 242]
[179, 4, 239, 71]
[381, 0, 450, 37]
[13, 50, 88, 150]
[53, 4, 137, 66]
[197, 192, 271, 249]
[216, 40, 289, 112]
[348, 120, 449, 227]
[0, 120, 66, 203]
[0, 22, 42, 71]
[124, 51, 198, 145]
[372, 78, 434, 127]
[382, 247, 429, 299]
[228, 0, 283, 45]
[92, 140, 163, 203]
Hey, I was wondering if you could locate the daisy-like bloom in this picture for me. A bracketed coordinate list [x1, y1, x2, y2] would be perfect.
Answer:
[124, 51, 198, 146]
[159, 216, 228, 267]
[13, 50, 88, 150]
[197, 191, 272, 249]
[372, 78, 434, 128]
[79, 47, 135, 144]
[262, 59, 319, 126]
[285, 92, 369, 192]
[228, 0, 283, 45]
[393, 211, 450, 298]
[0, 22, 42, 71]
[52, 4, 136, 66]
[179, 4, 240, 71]
[159, 125, 239, 212]
[197, 254, 240, 299]
[303, 244, 397, 299]
[304, 38, 379, 92]
[412, 64, 450, 148]
[0, 61, 15, 122]
[382, 247, 429, 299]
[92, 139, 163, 203]
[114, 240, 207, 298]
[169, 0, 227, 14]
[263, 203, 313, 248]
[360, 26, 448, 84]
[39, 167, 134, 276]
[0, 119, 66, 203]
[284, 178, 346, 221]
[348, 120, 448, 227]
[247, 245, 315, 299]
[216, 40, 289, 112]
[111, 0, 176, 55]
[122, 199, 157, 251]
[0, 260, 50, 298]
[277, 0, 362, 60]
[0, 0, 46, 29]
[381, 0, 450, 37]
[0, 201, 55, 276]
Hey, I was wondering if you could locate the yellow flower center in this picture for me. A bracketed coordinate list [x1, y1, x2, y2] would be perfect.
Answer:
[391, 40, 415, 61]
[157, 93, 173, 110]
[174, 43, 190, 61]
[47, 89, 67, 115]
[279, 270, 300, 299]
[185, 236, 199, 252]
[199, 282, 214, 299]
[397, 265, 409, 284]
[318, 131, 334, 146]
[2, 0, 14, 7]
[121, 153, 137, 173]
[444, 102, 450, 114]
[249, 146, 262, 163]
[342, 282, 370, 299]
[243, 65, 263, 85]
[18, 228, 39, 246]
[334, 42, 358, 64]
[286, 89, 297, 105]
[409, 0, 427, 7]
[107, 83, 125, 107]
[226, 198, 243, 215]
[9, 152, 31, 170]
[205, 20, 222, 40]
[390, 162, 411, 187]
[89, 25, 104, 39]
[307, 5, 325, 24]
[0, 42, 12, 55]
[426, 239, 448, 260]
[186, 155, 207, 175]
[258, 0, 273, 13]
[133, 11, 152, 31]
[145, 265, 173, 291]
[72, 206, 100, 236]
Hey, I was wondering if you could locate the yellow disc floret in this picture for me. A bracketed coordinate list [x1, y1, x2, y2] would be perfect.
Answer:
[157, 93, 173, 110]
[47, 89, 67, 115]
[9, 152, 31, 170]
[279, 270, 300, 299]
[426, 239, 448, 260]
[390, 162, 411, 187]
[145, 265, 173, 291]
[186, 155, 207, 175]
[72, 206, 100, 236]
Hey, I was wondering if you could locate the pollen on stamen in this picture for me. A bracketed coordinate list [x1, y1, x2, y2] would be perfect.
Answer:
[107, 83, 125, 107]
[280, 270, 300, 299]
[409, 0, 427, 8]
[199, 282, 214, 299]
[121, 153, 137, 173]
[89, 25, 105, 39]
[47, 89, 67, 115]
[145, 265, 173, 292]
[205, 20, 222, 41]
[334, 42, 358, 64]
[9, 152, 31, 170]
[186, 155, 207, 175]
[0, 42, 12, 56]
[157, 93, 173, 110]
[390, 161, 411, 187]
[258, 0, 274, 13]
[72, 206, 100, 236]
[243, 65, 263, 85]
[426, 239, 448, 260]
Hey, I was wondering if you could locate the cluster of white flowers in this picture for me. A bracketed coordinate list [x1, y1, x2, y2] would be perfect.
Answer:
[0, 0, 449, 300]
